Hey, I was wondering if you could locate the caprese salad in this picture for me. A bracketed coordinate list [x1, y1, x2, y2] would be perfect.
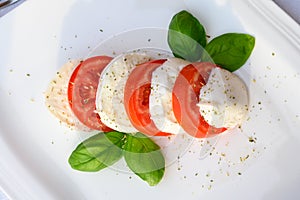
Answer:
[45, 10, 255, 186]
[45, 52, 249, 138]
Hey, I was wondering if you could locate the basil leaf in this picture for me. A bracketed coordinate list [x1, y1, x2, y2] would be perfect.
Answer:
[68, 131, 125, 172]
[168, 10, 207, 62]
[124, 133, 165, 186]
[202, 33, 255, 72]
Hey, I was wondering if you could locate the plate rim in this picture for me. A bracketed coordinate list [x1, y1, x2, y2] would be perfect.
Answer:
[1, 0, 300, 199]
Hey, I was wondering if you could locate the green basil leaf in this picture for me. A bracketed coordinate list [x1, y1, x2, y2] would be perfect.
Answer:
[168, 10, 207, 62]
[68, 131, 125, 172]
[202, 33, 255, 72]
[124, 133, 165, 186]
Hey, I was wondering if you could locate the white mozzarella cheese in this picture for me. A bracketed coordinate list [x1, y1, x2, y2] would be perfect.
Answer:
[149, 57, 190, 134]
[198, 67, 249, 129]
[96, 53, 151, 133]
[45, 60, 79, 128]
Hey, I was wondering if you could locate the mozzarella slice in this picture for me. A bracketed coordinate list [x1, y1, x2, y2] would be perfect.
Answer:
[198, 68, 249, 129]
[96, 53, 151, 133]
[45, 60, 79, 128]
[149, 58, 190, 134]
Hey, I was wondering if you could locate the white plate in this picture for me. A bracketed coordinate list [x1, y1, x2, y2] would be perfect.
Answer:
[1, 0, 300, 199]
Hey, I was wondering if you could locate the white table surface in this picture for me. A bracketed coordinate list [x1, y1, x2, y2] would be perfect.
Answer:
[0, 0, 299, 199]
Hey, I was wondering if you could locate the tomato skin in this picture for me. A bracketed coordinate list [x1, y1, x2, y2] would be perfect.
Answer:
[124, 59, 171, 136]
[172, 62, 226, 138]
[68, 56, 113, 132]
[68, 61, 82, 107]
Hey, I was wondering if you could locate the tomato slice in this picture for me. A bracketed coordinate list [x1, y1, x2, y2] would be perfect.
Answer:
[172, 62, 226, 138]
[68, 56, 113, 132]
[124, 59, 171, 136]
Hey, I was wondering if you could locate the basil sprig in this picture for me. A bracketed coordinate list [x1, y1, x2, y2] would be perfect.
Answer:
[202, 33, 255, 72]
[168, 10, 207, 62]
[68, 131, 165, 186]
[168, 10, 255, 71]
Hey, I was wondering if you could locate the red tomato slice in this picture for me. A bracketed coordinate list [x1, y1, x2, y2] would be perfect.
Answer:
[172, 62, 226, 138]
[124, 59, 171, 136]
[68, 56, 113, 132]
